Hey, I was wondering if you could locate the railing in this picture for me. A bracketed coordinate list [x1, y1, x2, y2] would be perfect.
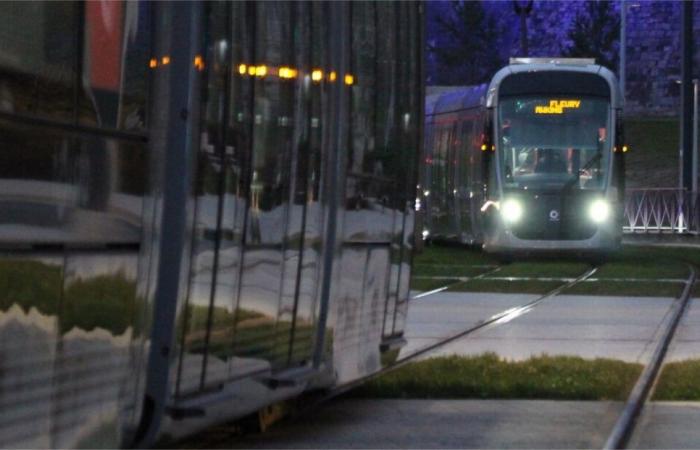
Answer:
[623, 188, 700, 234]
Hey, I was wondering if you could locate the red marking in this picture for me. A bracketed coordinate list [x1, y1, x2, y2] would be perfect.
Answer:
[87, 1, 123, 90]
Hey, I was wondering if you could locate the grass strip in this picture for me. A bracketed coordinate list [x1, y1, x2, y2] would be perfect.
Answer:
[496, 261, 590, 279]
[412, 264, 490, 278]
[564, 281, 684, 298]
[653, 359, 700, 400]
[349, 353, 642, 401]
[410, 278, 460, 292]
[414, 244, 497, 266]
[449, 279, 563, 295]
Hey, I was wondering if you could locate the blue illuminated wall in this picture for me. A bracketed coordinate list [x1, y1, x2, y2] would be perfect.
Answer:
[428, 1, 700, 117]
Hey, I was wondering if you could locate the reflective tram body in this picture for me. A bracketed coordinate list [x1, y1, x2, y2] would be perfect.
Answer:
[0, 2, 423, 448]
[422, 59, 625, 256]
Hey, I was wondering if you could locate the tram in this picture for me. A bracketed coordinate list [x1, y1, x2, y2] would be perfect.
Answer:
[0, 2, 423, 447]
[421, 58, 625, 256]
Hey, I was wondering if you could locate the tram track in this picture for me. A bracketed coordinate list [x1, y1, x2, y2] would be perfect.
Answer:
[603, 264, 697, 449]
[183, 254, 698, 449]
[411, 265, 502, 300]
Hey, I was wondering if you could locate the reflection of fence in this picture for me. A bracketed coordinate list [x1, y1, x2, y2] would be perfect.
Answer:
[624, 188, 700, 234]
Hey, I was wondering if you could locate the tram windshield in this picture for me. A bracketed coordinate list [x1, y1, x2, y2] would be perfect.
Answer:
[497, 96, 611, 192]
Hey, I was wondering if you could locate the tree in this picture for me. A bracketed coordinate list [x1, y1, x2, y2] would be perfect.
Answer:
[562, 1, 620, 71]
[427, 1, 505, 85]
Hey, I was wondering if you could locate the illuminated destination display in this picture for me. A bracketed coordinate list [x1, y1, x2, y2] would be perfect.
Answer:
[534, 99, 581, 114]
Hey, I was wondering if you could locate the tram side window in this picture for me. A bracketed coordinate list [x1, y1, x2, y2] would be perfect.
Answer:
[0, 2, 77, 121]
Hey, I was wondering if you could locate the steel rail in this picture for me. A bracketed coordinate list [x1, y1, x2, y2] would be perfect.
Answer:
[411, 266, 503, 300]
[603, 264, 697, 450]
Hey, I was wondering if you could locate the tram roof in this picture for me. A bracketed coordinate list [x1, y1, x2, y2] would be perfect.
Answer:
[486, 62, 622, 109]
[426, 84, 488, 116]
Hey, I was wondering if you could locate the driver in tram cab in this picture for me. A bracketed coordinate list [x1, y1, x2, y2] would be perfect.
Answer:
[534, 149, 568, 173]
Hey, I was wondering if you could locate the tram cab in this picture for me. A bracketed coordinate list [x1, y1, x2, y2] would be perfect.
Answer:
[481, 58, 625, 256]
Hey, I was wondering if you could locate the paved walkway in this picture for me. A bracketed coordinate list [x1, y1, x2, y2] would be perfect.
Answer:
[404, 292, 677, 363]
[666, 298, 700, 362]
[227, 399, 624, 449]
[629, 402, 700, 448]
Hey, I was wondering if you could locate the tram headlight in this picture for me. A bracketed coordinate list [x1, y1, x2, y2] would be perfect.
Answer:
[588, 199, 610, 224]
[501, 198, 523, 223]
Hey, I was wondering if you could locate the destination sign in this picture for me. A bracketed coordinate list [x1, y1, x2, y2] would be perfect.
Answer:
[534, 99, 581, 114]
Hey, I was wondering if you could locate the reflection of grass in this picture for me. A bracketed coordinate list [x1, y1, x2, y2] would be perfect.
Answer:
[410, 278, 459, 292]
[63, 272, 139, 334]
[0, 260, 62, 315]
[349, 353, 642, 400]
[653, 360, 700, 400]
[0, 260, 142, 335]
[184, 308, 319, 369]
[565, 281, 684, 298]
[381, 348, 401, 366]
[449, 279, 563, 295]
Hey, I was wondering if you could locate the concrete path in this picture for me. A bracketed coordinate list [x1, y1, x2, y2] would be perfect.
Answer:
[404, 292, 676, 363]
[401, 292, 537, 357]
[629, 402, 700, 449]
[666, 298, 700, 362]
[225, 399, 624, 449]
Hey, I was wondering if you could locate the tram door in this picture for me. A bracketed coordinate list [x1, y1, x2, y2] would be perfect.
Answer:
[177, 2, 325, 396]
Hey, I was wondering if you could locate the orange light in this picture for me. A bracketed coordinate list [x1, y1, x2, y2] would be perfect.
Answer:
[279, 66, 297, 79]
[344, 74, 354, 85]
[329, 71, 337, 82]
[194, 55, 205, 71]
[238, 64, 247, 75]
[149, 58, 158, 69]
[161, 56, 171, 65]
[312, 69, 323, 82]
[248, 66, 256, 76]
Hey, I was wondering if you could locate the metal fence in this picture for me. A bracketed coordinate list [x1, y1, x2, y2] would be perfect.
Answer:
[624, 188, 700, 234]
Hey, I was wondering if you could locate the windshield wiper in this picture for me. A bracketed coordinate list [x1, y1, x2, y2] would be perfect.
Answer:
[563, 152, 602, 191]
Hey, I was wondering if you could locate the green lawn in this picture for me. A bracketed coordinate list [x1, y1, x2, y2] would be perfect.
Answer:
[565, 280, 685, 298]
[496, 261, 591, 279]
[653, 359, 700, 400]
[413, 264, 491, 278]
[413, 244, 497, 266]
[410, 244, 693, 296]
[349, 353, 642, 401]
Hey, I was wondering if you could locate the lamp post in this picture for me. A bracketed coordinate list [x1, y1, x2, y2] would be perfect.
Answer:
[693, 79, 698, 199]
[620, 0, 626, 110]
[513, 1, 533, 57]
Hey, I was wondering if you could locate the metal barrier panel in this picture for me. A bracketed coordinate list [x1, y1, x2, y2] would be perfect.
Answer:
[624, 188, 700, 234]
